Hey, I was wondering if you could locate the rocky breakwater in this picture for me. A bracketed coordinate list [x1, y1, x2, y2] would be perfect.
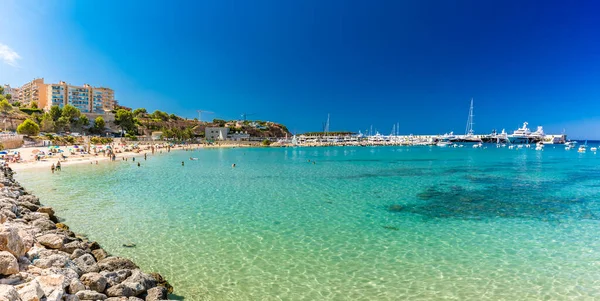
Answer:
[0, 166, 174, 301]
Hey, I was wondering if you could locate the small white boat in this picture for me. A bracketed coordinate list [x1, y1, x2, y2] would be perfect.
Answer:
[436, 141, 452, 147]
[591, 147, 598, 152]
[535, 142, 544, 151]
[508, 145, 515, 149]
[472, 143, 482, 148]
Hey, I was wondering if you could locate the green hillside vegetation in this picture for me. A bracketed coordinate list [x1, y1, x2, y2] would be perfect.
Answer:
[0, 89, 292, 140]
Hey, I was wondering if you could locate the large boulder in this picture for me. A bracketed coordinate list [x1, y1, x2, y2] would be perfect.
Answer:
[0, 209, 16, 222]
[70, 249, 86, 260]
[35, 274, 68, 299]
[100, 269, 131, 287]
[22, 212, 49, 223]
[41, 268, 81, 286]
[73, 254, 99, 274]
[149, 272, 173, 294]
[91, 249, 109, 262]
[105, 284, 135, 297]
[17, 280, 44, 301]
[64, 294, 80, 301]
[75, 290, 107, 300]
[118, 270, 156, 296]
[18, 201, 38, 212]
[0, 198, 18, 214]
[33, 254, 70, 269]
[0, 224, 27, 257]
[32, 219, 56, 232]
[18, 195, 40, 206]
[0, 284, 20, 301]
[36, 234, 64, 249]
[97, 257, 138, 272]
[36, 207, 55, 219]
[80, 272, 107, 293]
[68, 278, 86, 295]
[145, 286, 167, 301]
[61, 241, 86, 255]
[0, 251, 19, 276]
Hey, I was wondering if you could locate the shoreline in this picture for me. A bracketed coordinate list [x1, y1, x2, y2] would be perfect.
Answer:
[0, 165, 174, 300]
[7, 142, 256, 172]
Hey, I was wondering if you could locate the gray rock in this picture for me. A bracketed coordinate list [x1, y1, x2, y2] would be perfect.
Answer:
[33, 253, 70, 269]
[0, 272, 27, 285]
[105, 298, 128, 301]
[0, 284, 20, 301]
[105, 284, 135, 297]
[98, 257, 138, 272]
[75, 290, 107, 300]
[0, 224, 27, 257]
[32, 218, 56, 231]
[22, 212, 49, 222]
[17, 279, 44, 301]
[36, 234, 64, 249]
[68, 278, 86, 295]
[80, 272, 107, 293]
[0, 251, 19, 275]
[145, 286, 167, 301]
[46, 289, 64, 301]
[91, 248, 109, 262]
[73, 254, 99, 274]
[0, 209, 16, 221]
[128, 298, 143, 301]
[62, 241, 85, 254]
[70, 249, 87, 260]
[64, 294, 81, 301]
[40, 267, 80, 285]
[18, 201, 38, 212]
[100, 269, 132, 287]
[118, 270, 156, 296]
[17, 256, 31, 272]
[0, 198, 17, 213]
[36, 207, 55, 218]
[18, 195, 40, 206]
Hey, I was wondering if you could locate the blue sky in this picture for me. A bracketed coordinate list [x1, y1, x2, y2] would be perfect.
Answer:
[1, 0, 600, 138]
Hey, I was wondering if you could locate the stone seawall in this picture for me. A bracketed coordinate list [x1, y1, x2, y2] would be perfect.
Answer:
[0, 166, 173, 300]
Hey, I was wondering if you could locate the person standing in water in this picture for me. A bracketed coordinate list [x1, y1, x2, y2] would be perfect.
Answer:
[144, 153, 147, 160]
[56, 161, 61, 171]
[51, 163, 55, 174]
[182, 161, 184, 166]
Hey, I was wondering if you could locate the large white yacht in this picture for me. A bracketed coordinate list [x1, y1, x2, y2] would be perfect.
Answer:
[507, 122, 534, 144]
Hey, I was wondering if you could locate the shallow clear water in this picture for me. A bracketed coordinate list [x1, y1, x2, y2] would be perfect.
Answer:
[15, 145, 600, 300]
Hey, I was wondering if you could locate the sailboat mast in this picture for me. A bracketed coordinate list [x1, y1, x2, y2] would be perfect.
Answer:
[465, 98, 474, 136]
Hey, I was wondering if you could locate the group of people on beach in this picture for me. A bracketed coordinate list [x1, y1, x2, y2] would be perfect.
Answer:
[50, 161, 61, 173]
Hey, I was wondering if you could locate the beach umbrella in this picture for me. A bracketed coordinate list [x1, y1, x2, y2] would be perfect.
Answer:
[0, 151, 7, 155]
[73, 145, 79, 148]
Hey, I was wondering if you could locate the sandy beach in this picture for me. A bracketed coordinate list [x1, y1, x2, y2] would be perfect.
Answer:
[6, 141, 259, 172]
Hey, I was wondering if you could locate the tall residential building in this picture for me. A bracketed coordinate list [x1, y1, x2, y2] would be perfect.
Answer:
[18, 78, 48, 107]
[1, 84, 20, 103]
[46, 81, 116, 113]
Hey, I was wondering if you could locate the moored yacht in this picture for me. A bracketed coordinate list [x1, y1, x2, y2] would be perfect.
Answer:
[508, 122, 533, 144]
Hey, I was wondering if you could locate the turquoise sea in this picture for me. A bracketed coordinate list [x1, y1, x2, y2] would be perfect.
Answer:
[15, 145, 600, 300]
